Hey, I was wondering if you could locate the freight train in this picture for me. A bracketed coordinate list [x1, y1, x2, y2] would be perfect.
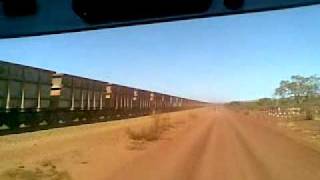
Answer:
[0, 61, 207, 130]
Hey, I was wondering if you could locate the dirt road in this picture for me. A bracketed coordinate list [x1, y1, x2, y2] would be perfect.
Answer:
[1, 108, 320, 180]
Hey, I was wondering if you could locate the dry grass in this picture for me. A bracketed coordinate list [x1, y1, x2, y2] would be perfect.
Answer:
[305, 111, 317, 120]
[1, 160, 71, 180]
[243, 111, 250, 116]
[126, 114, 174, 150]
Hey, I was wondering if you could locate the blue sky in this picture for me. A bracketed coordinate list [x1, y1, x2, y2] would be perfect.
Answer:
[0, 5, 319, 102]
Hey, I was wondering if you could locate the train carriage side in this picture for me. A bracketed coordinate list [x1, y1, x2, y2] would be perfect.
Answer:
[112, 84, 122, 118]
[158, 93, 165, 112]
[0, 61, 54, 129]
[171, 96, 178, 112]
[50, 74, 107, 124]
[155, 92, 162, 113]
[124, 86, 135, 117]
[104, 83, 115, 118]
[118, 85, 134, 118]
[149, 92, 155, 114]
[153, 92, 166, 113]
[105, 84, 127, 119]
[162, 94, 170, 112]
[131, 88, 140, 116]
[139, 90, 150, 115]
[131, 88, 147, 116]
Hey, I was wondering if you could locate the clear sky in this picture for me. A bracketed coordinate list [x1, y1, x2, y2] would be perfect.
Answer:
[0, 5, 319, 102]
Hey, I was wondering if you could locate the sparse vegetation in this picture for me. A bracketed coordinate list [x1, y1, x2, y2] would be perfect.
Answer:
[274, 75, 320, 105]
[1, 161, 71, 180]
[243, 111, 250, 116]
[305, 110, 315, 120]
[126, 114, 174, 150]
[227, 75, 320, 121]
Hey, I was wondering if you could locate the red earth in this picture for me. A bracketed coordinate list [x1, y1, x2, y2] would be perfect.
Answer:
[0, 107, 320, 180]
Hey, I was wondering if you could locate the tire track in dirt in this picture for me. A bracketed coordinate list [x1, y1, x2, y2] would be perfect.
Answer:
[226, 109, 320, 180]
[107, 111, 217, 180]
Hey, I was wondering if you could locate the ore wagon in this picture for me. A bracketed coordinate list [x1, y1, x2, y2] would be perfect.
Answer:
[0, 61, 54, 129]
[50, 73, 107, 124]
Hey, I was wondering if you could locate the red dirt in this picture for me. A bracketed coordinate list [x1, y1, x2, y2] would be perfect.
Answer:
[1, 107, 320, 180]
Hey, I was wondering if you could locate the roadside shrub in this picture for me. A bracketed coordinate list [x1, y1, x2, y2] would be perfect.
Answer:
[126, 114, 173, 142]
[243, 111, 250, 115]
[305, 110, 315, 120]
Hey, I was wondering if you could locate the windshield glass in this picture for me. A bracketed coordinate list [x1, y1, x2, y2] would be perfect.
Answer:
[0, 4, 319, 180]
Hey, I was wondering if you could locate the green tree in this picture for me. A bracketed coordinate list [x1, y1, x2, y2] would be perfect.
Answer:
[274, 75, 320, 105]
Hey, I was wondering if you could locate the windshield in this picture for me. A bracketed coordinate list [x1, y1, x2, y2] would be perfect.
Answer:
[0, 4, 319, 180]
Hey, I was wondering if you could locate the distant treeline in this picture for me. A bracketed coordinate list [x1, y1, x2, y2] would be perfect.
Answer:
[227, 75, 320, 112]
[227, 97, 320, 110]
